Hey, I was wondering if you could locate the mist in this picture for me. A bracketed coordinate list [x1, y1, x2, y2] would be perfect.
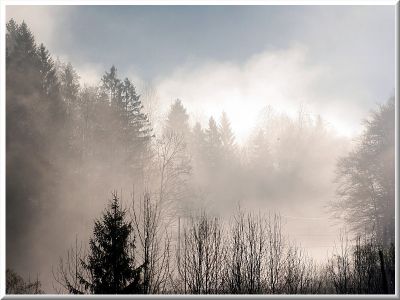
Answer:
[4, 5, 396, 295]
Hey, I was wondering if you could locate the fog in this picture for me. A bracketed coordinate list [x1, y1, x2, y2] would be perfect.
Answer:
[5, 5, 395, 294]
[6, 58, 351, 291]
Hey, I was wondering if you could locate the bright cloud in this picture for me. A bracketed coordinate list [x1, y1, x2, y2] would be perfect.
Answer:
[154, 45, 359, 143]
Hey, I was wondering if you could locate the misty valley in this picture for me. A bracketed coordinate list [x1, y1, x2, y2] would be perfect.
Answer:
[5, 18, 395, 295]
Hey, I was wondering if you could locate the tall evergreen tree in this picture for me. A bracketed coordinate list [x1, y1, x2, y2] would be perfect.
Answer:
[250, 130, 270, 165]
[59, 62, 80, 114]
[205, 117, 222, 169]
[57, 62, 82, 162]
[6, 19, 18, 59]
[101, 65, 122, 106]
[80, 193, 145, 294]
[100, 66, 123, 149]
[191, 122, 206, 153]
[190, 122, 206, 172]
[38, 44, 59, 98]
[219, 111, 236, 156]
[6, 20, 68, 274]
[123, 78, 152, 153]
[206, 117, 221, 147]
[99, 67, 153, 174]
[165, 99, 190, 137]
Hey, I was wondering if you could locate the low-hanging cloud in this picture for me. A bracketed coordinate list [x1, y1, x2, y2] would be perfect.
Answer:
[153, 44, 379, 142]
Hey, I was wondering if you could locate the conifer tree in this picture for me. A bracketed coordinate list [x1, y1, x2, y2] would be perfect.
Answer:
[122, 78, 152, 155]
[189, 122, 207, 175]
[165, 99, 190, 137]
[6, 20, 68, 272]
[219, 111, 236, 156]
[38, 44, 60, 98]
[250, 130, 270, 164]
[101, 65, 122, 106]
[59, 62, 80, 113]
[191, 122, 206, 154]
[80, 193, 145, 294]
[6, 19, 18, 59]
[205, 117, 222, 169]
[99, 67, 153, 173]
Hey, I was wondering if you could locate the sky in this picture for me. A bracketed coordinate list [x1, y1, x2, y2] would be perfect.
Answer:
[6, 5, 395, 140]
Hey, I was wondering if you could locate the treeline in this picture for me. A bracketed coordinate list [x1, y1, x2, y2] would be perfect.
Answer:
[49, 192, 395, 294]
[5, 19, 339, 256]
[6, 19, 155, 271]
[6, 19, 395, 295]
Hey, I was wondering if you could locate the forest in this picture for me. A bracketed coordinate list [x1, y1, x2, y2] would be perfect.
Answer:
[5, 19, 396, 294]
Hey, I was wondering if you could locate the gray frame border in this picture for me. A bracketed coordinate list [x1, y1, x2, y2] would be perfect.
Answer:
[1, 1, 399, 299]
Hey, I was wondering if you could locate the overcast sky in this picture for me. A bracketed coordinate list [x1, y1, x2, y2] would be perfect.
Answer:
[7, 5, 395, 141]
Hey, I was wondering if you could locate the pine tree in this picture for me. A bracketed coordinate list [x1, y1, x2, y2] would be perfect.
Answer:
[101, 67, 152, 153]
[122, 77, 153, 171]
[6, 20, 44, 240]
[57, 62, 82, 161]
[190, 122, 206, 171]
[80, 193, 145, 294]
[101, 65, 122, 106]
[206, 117, 221, 148]
[205, 117, 222, 169]
[219, 111, 236, 156]
[100, 66, 123, 146]
[6, 19, 18, 60]
[38, 44, 59, 97]
[6, 20, 68, 273]
[165, 99, 190, 137]
[249, 129, 273, 172]
[124, 78, 152, 149]
[59, 62, 80, 114]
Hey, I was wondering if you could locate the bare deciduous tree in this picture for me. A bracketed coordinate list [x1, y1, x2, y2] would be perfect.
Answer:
[154, 131, 192, 217]
[176, 212, 224, 294]
[130, 191, 171, 294]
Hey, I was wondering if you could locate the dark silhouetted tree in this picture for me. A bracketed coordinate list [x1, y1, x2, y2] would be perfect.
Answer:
[79, 193, 145, 294]
[176, 212, 224, 294]
[6, 20, 67, 272]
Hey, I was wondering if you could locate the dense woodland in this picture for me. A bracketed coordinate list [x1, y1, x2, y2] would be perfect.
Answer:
[6, 20, 396, 294]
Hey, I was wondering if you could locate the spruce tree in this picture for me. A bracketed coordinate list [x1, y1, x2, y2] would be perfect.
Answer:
[6, 20, 68, 273]
[6, 20, 56, 227]
[219, 111, 236, 155]
[38, 44, 59, 97]
[101, 65, 122, 106]
[165, 99, 190, 137]
[59, 62, 80, 113]
[100, 67, 153, 173]
[205, 117, 222, 169]
[80, 193, 144, 294]
[122, 78, 152, 156]
[190, 122, 207, 171]
[249, 129, 272, 171]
